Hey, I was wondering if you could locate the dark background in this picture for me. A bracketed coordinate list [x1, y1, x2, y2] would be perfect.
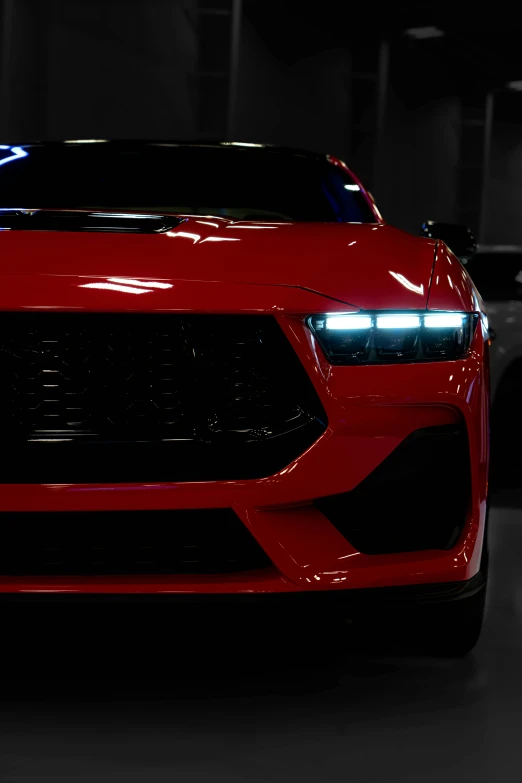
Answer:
[1, 0, 522, 243]
[1, 4, 522, 781]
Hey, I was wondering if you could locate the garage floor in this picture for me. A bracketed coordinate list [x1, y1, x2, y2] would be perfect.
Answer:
[0, 499, 521, 782]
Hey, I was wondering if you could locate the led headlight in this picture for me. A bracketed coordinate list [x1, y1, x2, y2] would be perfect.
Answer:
[307, 312, 478, 365]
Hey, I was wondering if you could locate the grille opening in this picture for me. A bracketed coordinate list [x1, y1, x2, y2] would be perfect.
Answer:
[315, 424, 471, 554]
[0, 313, 326, 482]
[0, 509, 272, 576]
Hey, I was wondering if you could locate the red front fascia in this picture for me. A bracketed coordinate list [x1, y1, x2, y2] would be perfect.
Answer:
[0, 314, 488, 596]
[0, 223, 488, 595]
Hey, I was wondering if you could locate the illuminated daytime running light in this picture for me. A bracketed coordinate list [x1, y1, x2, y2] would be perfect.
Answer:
[326, 315, 372, 330]
[424, 314, 464, 328]
[307, 311, 478, 365]
[376, 315, 420, 329]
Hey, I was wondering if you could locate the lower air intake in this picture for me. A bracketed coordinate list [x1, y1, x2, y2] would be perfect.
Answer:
[0, 509, 271, 576]
[315, 424, 471, 554]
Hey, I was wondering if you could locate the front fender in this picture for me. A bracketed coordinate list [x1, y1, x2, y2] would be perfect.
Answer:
[427, 241, 485, 314]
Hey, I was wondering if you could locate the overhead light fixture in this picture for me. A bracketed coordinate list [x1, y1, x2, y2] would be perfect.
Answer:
[506, 81, 522, 91]
[404, 26, 445, 40]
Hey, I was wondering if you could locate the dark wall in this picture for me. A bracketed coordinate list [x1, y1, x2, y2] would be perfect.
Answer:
[0, 0, 198, 141]
[484, 119, 522, 245]
[376, 91, 461, 233]
[233, 24, 466, 239]
[1, 0, 522, 243]
[234, 17, 350, 159]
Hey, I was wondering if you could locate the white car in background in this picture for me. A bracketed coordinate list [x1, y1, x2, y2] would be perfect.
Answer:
[465, 245, 522, 489]
[467, 246, 522, 399]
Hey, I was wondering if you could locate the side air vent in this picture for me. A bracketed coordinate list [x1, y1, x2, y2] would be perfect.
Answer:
[315, 424, 471, 554]
[0, 209, 183, 233]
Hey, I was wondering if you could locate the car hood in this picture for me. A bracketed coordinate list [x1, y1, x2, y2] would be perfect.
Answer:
[0, 218, 436, 311]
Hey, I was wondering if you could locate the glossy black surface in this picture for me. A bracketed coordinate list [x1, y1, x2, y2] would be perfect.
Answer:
[0, 313, 326, 482]
[0, 210, 183, 233]
[420, 220, 477, 263]
[0, 509, 271, 576]
[0, 141, 375, 222]
[315, 425, 471, 553]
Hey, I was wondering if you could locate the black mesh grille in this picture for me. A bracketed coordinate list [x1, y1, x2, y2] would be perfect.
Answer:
[315, 425, 471, 554]
[0, 509, 271, 576]
[0, 313, 326, 482]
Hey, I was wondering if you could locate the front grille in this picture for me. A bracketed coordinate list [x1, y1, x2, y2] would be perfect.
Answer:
[315, 425, 471, 554]
[0, 509, 271, 576]
[0, 313, 326, 482]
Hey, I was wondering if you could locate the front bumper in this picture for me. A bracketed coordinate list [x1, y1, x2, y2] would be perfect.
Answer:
[0, 571, 486, 606]
[0, 314, 489, 596]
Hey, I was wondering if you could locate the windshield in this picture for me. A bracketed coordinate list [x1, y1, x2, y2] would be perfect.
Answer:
[0, 144, 376, 223]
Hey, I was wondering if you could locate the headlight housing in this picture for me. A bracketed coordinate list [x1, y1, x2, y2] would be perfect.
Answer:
[307, 312, 478, 365]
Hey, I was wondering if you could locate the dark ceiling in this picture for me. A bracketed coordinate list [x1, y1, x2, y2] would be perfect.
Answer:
[244, 1, 522, 108]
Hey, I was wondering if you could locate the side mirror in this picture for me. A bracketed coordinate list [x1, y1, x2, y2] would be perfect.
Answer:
[420, 221, 476, 264]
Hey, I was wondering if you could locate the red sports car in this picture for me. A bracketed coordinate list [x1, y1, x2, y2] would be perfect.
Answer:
[0, 141, 489, 655]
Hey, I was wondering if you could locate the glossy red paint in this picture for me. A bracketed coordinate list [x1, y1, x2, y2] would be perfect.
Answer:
[0, 219, 436, 310]
[0, 215, 489, 595]
[428, 241, 486, 314]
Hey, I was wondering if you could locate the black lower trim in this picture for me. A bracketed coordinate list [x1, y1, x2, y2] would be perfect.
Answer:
[0, 571, 486, 605]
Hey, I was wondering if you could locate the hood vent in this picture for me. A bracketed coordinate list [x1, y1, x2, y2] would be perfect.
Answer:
[0, 210, 183, 234]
